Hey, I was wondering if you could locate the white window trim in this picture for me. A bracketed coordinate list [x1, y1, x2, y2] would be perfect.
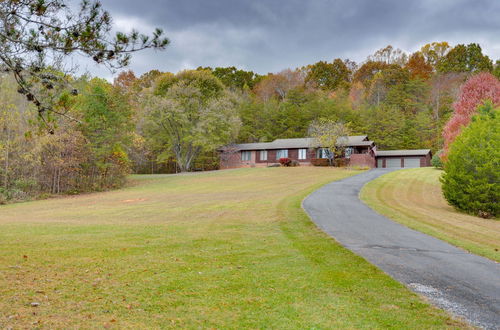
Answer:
[241, 151, 251, 161]
[298, 148, 307, 160]
[260, 150, 268, 161]
[276, 149, 288, 160]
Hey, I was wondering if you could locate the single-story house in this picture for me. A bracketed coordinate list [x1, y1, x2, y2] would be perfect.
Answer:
[219, 136, 432, 169]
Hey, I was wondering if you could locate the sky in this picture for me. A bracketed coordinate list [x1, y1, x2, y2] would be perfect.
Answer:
[82, 0, 500, 80]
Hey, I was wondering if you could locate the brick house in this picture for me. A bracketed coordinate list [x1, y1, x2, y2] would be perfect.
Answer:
[219, 136, 432, 169]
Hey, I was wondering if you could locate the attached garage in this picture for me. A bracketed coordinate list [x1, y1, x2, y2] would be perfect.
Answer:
[386, 158, 402, 168]
[376, 149, 432, 168]
[403, 157, 421, 168]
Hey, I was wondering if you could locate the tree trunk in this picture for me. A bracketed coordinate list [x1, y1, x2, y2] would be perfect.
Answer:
[3, 127, 10, 189]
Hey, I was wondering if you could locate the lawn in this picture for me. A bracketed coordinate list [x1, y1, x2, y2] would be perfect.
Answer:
[361, 167, 500, 262]
[0, 167, 464, 328]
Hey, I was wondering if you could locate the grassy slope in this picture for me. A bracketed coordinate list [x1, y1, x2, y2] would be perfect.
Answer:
[361, 168, 500, 262]
[0, 168, 464, 328]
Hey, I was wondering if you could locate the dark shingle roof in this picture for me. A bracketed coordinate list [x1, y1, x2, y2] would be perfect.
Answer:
[376, 149, 431, 156]
[232, 136, 373, 151]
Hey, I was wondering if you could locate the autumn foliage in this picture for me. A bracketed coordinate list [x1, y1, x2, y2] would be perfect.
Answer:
[442, 72, 500, 158]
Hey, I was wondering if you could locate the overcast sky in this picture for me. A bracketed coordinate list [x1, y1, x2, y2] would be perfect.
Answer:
[83, 0, 500, 79]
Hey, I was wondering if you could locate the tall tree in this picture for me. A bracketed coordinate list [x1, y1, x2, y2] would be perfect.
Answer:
[305, 59, 350, 91]
[353, 61, 389, 88]
[493, 60, 500, 80]
[0, 0, 168, 121]
[438, 43, 493, 73]
[442, 72, 500, 157]
[198, 66, 261, 90]
[405, 52, 433, 80]
[76, 78, 133, 188]
[420, 42, 450, 69]
[368, 45, 408, 66]
[253, 69, 306, 102]
[147, 70, 241, 172]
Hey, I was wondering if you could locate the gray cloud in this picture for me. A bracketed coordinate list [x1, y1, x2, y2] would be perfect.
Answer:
[82, 0, 500, 79]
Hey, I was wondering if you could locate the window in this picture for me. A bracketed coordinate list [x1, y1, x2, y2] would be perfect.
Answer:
[345, 147, 353, 159]
[298, 148, 307, 160]
[241, 151, 251, 161]
[276, 149, 288, 160]
[260, 150, 267, 161]
[316, 148, 329, 159]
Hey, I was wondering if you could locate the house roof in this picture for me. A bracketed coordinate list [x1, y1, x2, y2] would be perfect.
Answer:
[376, 149, 431, 157]
[232, 136, 373, 151]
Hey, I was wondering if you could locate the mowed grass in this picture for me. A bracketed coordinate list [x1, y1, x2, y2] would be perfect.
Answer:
[361, 168, 500, 262]
[0, 167, 465, 329]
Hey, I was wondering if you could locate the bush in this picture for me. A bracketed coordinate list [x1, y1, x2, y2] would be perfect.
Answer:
[431, 151, 444, 169]
[334, 158, 349, 167]
[311, 158, 329, 166]
[279, 158, 292, 166]
[0, 191, 7, 205]
[290, 160, 300, 167]
[441, 103, 499, 218]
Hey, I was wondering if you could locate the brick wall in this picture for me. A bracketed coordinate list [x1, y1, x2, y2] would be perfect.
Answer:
[349, 153, 376, 168]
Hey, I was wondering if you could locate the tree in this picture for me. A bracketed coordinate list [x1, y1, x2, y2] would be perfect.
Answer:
[405, 52, 433, 80]
[362, 106, 406, 149]
[420, 42, 450, 69]
[146, 71, 241, 172]
[305, 59, 350, 91]
[429, 72, 467, 120]
[0, 0, 168, 120]
[113, 70, 137, 91]
[308, 119, 351, 166]
[253, 69, 306, 102]
[438, 43, 493, 73]
[198, 66, 261, 90]
[368, 45, 408, 66]
[442, 72, 500, 157]
[493, 60, 500, 80]
[76, 78, 133, 188]
[353, 61, 389, 88]
[441, 102, 499, 218]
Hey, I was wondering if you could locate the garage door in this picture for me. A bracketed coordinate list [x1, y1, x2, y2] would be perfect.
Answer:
[377, 159, 383, 168]
[386, 158, 402, 168]
[404, 157, 421, 168]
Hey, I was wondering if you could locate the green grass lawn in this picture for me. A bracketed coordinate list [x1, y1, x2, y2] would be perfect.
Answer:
[361, 168, 500, 262]
[0, 168, 465, 328]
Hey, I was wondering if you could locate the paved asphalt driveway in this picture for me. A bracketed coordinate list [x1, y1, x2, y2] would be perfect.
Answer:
[303, 169, 500, 329]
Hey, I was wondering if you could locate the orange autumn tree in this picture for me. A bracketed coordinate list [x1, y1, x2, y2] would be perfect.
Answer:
[442, 72, 500, 159]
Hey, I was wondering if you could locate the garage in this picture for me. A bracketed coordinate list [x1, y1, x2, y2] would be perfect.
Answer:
[403, 157, 421, 168]
[376, 149, 432, 168]
[386, 158, 402, 168]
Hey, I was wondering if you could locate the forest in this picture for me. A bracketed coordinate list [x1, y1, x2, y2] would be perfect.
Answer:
[1, 42, 500, 202]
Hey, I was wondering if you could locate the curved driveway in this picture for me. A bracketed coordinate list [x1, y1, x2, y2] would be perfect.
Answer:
[303, 169, 500, 329]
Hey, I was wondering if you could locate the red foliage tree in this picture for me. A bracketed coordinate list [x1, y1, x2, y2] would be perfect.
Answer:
[442, 72, 500, 158]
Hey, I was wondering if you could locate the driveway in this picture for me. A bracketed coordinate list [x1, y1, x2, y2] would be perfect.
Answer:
[303, 169, 500, 329]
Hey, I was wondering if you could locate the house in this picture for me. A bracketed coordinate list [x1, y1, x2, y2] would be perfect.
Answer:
[219, 136, 432, 169]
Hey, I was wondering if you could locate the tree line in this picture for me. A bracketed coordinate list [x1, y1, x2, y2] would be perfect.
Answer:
[1, 41, 500, 202]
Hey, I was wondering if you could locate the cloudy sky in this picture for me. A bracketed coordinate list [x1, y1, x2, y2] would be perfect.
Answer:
[84, 0, 500, 79]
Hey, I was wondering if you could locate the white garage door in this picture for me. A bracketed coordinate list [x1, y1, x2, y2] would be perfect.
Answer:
[377, 159, 383, 168]
[386, 158, 402, 168]
[404, 157, 421, 168]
